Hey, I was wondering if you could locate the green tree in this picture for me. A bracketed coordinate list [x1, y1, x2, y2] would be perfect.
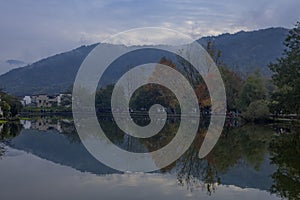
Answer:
[219, 66, 243, 110]
[95, 84, 114, 112]
[60, 94, 72, 107]
[269, 22, 300, 115]
[0, 101, 11, 118]
[243, 100, 270, 121]
[205, 40, 245, 110]
[0, 89, 23, 118]
[238, 71, 268, 112]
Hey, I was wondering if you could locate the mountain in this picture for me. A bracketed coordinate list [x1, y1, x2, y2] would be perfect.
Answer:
[0, 27, 289, 96]
[198, 27, 288, 76]
[0, 44, 97, 96]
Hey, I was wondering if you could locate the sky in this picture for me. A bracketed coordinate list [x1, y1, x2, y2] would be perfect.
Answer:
[0, 0, 299, 74]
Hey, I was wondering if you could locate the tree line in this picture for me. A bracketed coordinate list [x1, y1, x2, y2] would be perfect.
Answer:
[1, 22, 297, 122]
[0, 89, 23, 119]
[96, 21, 300, 122]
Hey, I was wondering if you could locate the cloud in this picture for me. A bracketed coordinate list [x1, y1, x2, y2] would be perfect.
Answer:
[0, 0, 299, 70]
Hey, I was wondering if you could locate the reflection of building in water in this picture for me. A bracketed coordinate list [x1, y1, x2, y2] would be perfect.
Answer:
[0, 98, 3, 117]
[0, 123, 3, 133]
[20, 119, 62, 132]
[20, 120, 31, 129]
[0, 98, 4, 117]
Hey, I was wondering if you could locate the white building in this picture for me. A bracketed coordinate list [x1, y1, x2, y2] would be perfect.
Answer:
[21, 96, 32, 106]
[20, 120, 32, 129]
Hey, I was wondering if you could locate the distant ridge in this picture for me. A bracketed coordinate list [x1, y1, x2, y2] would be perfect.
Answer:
[0, 27, 289, 96]
[198, 27, 288, 76]
[0, 44, 97, 96]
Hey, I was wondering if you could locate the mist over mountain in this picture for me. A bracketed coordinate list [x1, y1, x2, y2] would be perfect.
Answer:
[0, 59, 27, 76]
[0, 27, 288, 96]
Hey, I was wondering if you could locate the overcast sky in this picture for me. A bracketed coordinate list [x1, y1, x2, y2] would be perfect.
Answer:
[0, 0, 299, 70]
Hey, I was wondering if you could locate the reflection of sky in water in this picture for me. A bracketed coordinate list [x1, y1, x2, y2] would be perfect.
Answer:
[0, 146, 282, 200]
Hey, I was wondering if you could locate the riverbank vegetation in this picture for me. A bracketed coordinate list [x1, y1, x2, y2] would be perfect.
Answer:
[0, 90, 23, 120]
[95, 22, 300, 123]
[2, 22, 299, 124]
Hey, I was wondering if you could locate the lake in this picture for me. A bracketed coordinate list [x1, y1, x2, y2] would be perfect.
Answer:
[0, 117, 299, 200]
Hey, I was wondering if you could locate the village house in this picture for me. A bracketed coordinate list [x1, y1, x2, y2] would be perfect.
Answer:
[21, 94, 72, 108]
[34, 95, 57, 107]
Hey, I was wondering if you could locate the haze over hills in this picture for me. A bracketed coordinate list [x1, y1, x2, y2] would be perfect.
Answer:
[0, 27, 289, 96]
[0, 59, 27, 76]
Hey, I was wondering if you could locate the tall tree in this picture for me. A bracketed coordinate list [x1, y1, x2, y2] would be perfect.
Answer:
[131, 57, 179, 113]
[269, 21, 300, 115]
[205, 40, 244, 110]
[0, 89, 23, 118]
[238, 71, 268, 112]
[219, 66, 243, 110]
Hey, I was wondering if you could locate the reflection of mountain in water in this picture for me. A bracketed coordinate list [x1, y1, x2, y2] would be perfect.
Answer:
[7, 128, 119, 174]
[220, 156, 276, 190]
[3, 118, 282, 193]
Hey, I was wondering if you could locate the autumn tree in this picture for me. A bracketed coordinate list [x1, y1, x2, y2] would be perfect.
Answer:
[130, 57, 180, 113]
[219, 66, 243, 110]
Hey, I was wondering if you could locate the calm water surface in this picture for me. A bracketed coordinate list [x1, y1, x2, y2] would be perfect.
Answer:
[0, 117, 299, 200]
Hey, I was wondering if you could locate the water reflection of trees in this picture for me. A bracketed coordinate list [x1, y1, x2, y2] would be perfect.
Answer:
[269, 128, 300, 200]
[0, 122, 22, 158]
[0, 123, 22, 140]
[4, 117, 299, 198]
[213, 125, 273, 171]
[167, 124, 274, 194]
[59, 120, 81, 143]
[93, 118, 276, 194]
[174, 130, 221, 195]
[21, 118, 80, 143]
